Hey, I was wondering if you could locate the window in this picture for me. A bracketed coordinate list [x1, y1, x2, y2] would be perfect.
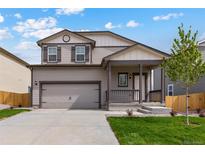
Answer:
[75, 46, 85, 62]
[118, 73, 128, 87]
[48, 47, 57, 62]
[28, 86, 31, 93]
[167, 84, 174, 96]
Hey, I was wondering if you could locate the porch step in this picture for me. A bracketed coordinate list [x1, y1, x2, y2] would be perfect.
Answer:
[109, 103, 139, 111]
[140, 106, 171, 114]
[108, 102, 171, 114]
[141, 102, 165, 106]
[137, 108, 152, 114]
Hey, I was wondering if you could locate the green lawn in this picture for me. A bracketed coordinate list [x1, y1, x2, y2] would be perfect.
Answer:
[107, 116, 205, 145]
[0, 109, 30, 120]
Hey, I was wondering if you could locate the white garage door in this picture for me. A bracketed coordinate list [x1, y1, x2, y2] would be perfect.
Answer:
[41, 83, 100, 109]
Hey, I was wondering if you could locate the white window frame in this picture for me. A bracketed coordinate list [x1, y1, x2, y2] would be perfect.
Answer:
[75, 46, 85, 63]
[167, 84, 174, 96]
[48, 47, 57, 62]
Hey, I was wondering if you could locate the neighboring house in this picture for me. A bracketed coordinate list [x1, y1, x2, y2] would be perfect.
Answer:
[154, 40, 205, 97]
[30, 29, 170, 109]
[0, 47, 31, 93]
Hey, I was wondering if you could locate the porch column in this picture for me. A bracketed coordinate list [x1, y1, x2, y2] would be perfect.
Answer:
[107, 61, 111, 110]
[149, 68, 152, 91]
[139, 64, 143, 104]
[161, 68, 165, 104]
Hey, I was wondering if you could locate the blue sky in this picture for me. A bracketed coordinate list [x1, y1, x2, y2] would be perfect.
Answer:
[0, 8, 205, 64]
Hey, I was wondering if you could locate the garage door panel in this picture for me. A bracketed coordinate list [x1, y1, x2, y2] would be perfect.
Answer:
[41, 83, 100, 109]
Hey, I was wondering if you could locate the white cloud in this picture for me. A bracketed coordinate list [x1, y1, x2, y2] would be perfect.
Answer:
[126, 20, 140, 28]
[105, 22, 121, 30]
[14, 48, 40, 64]
[56, 8, 84, 16]
[15, 41, 38, 50]
[0, 14, 4, 23]
[22, 27, 63, 39]
[13, 17, 57, 33]
[153, 12, 184, 21]
[42, 9, 48, 12]
[13, 17, 62, 39]
[15, 41, 41, 64]
[105, 22, 113, 29]
[12, 41, 41, 64]
[0, 28, 13, 40]
[14, 13, 22, 19]
[78, 29, 90, 32]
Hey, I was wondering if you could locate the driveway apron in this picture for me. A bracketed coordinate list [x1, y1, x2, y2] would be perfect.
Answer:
[0, 109, 119, 145]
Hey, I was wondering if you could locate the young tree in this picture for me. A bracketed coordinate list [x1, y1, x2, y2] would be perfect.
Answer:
[161, 24, 205, 125]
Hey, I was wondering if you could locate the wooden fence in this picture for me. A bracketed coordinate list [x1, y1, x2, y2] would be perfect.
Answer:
[166, 92, 205, 112]
[0, 91, 31, 107]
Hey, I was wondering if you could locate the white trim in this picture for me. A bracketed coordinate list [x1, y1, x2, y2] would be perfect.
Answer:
[75, 46, 85, 63]
[167, 84, 174, 96]
[151, 69, 154, 90]
[198, 39, 205, 45]
[48, 47, 57, 62]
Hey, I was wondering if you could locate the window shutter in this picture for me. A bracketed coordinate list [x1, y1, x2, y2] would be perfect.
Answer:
[43, 46, 48, 62]
[71, 46, 75, 62]
[57, 46, 61, 62]
[85, 46, 89, 62]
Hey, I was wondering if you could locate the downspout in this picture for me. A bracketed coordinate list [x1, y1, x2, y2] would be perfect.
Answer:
[90, 44, 93, 64]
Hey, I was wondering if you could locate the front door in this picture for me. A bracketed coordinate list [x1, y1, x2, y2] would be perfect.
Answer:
[134, 75, 145, 101]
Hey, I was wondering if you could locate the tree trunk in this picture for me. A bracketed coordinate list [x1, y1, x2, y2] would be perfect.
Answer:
[186, 87, 190, 125]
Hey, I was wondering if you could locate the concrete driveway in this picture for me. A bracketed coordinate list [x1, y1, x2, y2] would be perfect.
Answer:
[0, 109, 118, 145]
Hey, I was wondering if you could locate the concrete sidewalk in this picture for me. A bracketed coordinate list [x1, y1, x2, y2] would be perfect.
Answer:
[0, 109, 119, 145]
[0, 104, 10, 110]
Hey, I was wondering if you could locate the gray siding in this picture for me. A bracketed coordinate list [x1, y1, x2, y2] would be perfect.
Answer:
[199, 46, 205, 60]
[153, 67, 161, 90]
[32, 67, 107, 106]
[32, 65, 153, 107]
[165, 76, 205, 96]
[156, 46, 205, 96]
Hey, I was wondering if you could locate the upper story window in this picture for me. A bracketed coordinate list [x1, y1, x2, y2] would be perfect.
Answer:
[167, 84, 174, 96]
[75, 46, 85, 63]
[48, 47, 57, 62]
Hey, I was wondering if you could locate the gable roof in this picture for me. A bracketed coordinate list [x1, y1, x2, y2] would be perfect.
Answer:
[102, 43, 170, 61]
[78, 31, 170, 57]
[77, 31, 136, 45]
[36, 29, 169, 64]
[198, 39, 205, 46]
[37, 29, 96, 46]
[0, 47, 29, 66]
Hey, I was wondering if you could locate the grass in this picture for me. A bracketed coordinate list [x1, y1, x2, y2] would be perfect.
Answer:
[0, 109, 30, 120]
[107, 116, 205, 145]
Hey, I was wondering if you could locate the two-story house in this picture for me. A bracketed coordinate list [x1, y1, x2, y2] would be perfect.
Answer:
[30, 29, 170, 109]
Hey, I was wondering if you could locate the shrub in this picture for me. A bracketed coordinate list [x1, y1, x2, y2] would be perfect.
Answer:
[126, 109, 133, 116]
[196, 108, 201, 114]
[199, 111, 205, 117]
[170, 110, 177, 117]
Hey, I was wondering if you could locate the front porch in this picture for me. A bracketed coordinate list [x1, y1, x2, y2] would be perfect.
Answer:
[105, 60, 166, 110]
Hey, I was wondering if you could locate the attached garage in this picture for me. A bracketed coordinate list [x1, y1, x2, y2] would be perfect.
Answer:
[40, 81, 101, 109]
